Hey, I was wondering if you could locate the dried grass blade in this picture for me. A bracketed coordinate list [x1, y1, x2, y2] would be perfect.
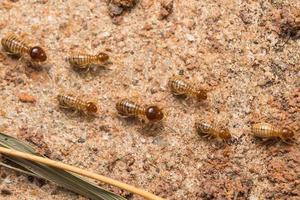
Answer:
[0, 132, 126, 200]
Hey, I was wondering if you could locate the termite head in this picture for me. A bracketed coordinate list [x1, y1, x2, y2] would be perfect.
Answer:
[29, 46, 47, 62]
[97, 52, 109, 62]
[196, 89, 207, 101]
[145, 106, 164, 122]
[281, 127, 294, 139]
[219, 128, 231, 140]
[86, 102, 98, 114]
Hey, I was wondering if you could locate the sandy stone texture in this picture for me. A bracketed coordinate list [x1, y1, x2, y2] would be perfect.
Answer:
[0, 0, 299, 199]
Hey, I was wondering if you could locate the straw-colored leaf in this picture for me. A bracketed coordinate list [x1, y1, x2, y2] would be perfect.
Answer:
[0, 132, 126, 200]
[0, 161, 38, 177]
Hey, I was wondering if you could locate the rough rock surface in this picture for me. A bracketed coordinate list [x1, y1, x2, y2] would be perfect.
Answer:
[0, 0, 299, 199]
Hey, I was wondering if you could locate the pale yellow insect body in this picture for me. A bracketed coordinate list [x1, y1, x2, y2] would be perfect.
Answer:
[57, 93, 98, 115]
[195, 121, 231, 140]
[67, 52, 109, 69]
[168, 76, 207, 101]
[1, 34, 47, 62]
[1, 34, 29, 55]
[116, 98, 144, 117]
[251, 123, 294, 140]
[116, 98, 164, 122]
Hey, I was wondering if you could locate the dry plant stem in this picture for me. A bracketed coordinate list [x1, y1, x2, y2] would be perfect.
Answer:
[0, 146, 165, 200]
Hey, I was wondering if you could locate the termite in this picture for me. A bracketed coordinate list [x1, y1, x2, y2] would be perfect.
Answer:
[251, 123, 294, 140]
[66, 52, 109, 70]
[116, 98, 164, 122]
[195, 121, 231, 140]
[57, 93, 98, 116]
[1, 34, 47, 63]
[168, 75, 207, 101]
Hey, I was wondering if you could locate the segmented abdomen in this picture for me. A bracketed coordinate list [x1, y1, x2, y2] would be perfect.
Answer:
[168, 76, 193, 95]
[251, 123, 278, 138]
[195, 122, 218, 137]
[67, 54, 96, 67]
[116, 99, 143, 117]
[1, 34, 29, 55]
[57, 94, 86, 111]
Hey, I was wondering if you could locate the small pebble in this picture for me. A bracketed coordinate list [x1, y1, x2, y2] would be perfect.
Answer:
[108, 3, 123, 16]
[27, 176, 34, 183]
[102, 32, 111, 38]
[186, 34, 195, 42]
[77, 137, 86, 143]
[17, 92, 36, 103]
[1, 189, 12, 196]
[36, 178, 46, 187]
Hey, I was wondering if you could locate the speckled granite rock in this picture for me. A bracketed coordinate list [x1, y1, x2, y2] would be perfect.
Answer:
[0, 0, 299, 199]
